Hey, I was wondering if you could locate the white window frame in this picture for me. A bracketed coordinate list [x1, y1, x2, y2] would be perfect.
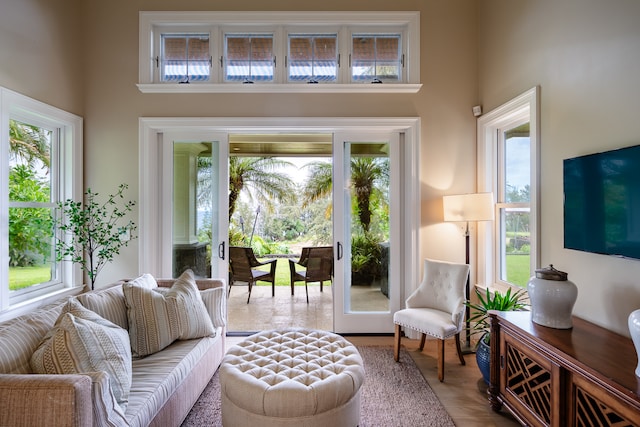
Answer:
[477, 86, 540, 292]
[285, 28, 341, 84]
[155, 27, 215, 83]
[0, 87, 83, 320]
[138, 11, 421, 94]
[349, 28, 406, 84]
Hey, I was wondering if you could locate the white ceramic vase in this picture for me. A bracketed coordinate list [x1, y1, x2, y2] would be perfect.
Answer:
[629, 309, 640, 378]
[527, 265, 577, 329]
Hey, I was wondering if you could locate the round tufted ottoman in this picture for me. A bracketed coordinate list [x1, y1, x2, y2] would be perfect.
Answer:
[220, 329, 365, 427]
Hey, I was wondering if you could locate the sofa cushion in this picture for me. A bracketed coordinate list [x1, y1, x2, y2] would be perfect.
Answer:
[30, 299, 133, 410]
[0, 302, 62, 374]
[75, 284, 129, 330]
[125, 337, 217, 427]
[123, 270, 215, 358]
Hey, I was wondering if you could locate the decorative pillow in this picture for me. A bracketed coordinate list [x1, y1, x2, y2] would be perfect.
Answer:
[30, 299, 133, 410]
[200, 287, 227, 328]
[154, 285, 226, 329]
[123, 269, 215, 358]
[75, 285, 128, 330]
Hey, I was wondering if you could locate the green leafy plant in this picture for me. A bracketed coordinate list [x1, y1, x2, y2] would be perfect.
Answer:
[55, 184, 137, 290]
[465, 287, 528, 345]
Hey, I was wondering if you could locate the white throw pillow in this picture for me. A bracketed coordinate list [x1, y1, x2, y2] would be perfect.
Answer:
[30, 298, 133, 410]
[123, 269, 215, 358]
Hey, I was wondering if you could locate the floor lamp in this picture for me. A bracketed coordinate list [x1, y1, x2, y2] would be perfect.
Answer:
[443, 192, 494, 353]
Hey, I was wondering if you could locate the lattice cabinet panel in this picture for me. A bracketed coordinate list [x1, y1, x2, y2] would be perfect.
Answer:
[573, 374, 640, 427]
[489, 311, 640, 427]
[505, 344, 552, 425]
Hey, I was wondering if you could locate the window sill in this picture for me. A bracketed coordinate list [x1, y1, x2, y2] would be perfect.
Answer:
[136, 83, 423, 94]
[0, 285, 85, 322]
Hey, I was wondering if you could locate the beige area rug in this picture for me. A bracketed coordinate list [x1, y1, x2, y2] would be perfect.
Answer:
[181, 346, 455, 427]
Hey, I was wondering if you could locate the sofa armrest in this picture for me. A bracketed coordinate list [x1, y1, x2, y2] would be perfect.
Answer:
[0, 373, 92, 427]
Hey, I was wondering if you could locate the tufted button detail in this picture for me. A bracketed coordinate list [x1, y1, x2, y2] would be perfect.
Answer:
[220, 328, 365, 419]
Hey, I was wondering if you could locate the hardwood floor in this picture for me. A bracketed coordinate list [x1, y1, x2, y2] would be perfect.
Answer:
[226, 334, 520, 426]
[226, 284, 519, 425]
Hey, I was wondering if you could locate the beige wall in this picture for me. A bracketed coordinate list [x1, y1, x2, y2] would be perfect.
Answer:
[79, 0, 480, 285]
[479, 0, 640, 334]
[5, 0, 639, 336]
[0, 0, 83, 114]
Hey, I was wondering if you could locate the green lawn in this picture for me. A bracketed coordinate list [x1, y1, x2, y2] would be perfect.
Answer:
[9, 265, 51, 291]
[255, 257, 323, 287]
[506, 254, 530, 288]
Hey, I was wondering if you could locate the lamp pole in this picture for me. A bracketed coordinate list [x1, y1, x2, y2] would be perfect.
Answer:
[463, 221, 473, 353]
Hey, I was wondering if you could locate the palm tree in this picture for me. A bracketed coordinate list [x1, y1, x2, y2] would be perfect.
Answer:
[9, 120, 50, 168]
[302, 157, 389, 232]
[228, 157, 297, 221]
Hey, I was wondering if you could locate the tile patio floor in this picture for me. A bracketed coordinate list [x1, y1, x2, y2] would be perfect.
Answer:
[226, 282, 388, 332]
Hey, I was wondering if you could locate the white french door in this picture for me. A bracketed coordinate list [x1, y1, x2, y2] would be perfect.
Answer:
[139, 117, 420, 334]
[160, 132, 229, 279]
[332, 132, 401, 333]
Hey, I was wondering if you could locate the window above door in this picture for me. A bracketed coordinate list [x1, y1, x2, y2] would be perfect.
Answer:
[138, 11, 421, 94]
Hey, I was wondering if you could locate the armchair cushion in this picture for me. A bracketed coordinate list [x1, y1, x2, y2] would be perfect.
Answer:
[406, 259, 469, 323]
[393, 308, 459, 339]
[30, 298, 133, 410]
[123, 269, 215, 358]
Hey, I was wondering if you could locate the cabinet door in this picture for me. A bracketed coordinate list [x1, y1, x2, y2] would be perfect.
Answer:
[501, 332, 555, 427]
[571, 373, 640, 427]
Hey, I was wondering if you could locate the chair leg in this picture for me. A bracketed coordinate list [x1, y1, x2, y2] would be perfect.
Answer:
[455, 332, 466, 366]
[320, 281, 323, 292]
[305, 282, 309, 304]
[246, 281, 253, 304]
[272, 281, 275, 298]
[437, 339, 445, 382]
[419, 333, 426, 351]
[394, 324, 402, 362]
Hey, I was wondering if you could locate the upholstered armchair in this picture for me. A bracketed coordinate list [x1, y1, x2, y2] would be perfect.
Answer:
[393, 258, 470, 382]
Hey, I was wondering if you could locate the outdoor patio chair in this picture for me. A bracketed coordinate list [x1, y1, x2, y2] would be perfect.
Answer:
[228, 246, 277, 304]
[289, 246, 334, 303]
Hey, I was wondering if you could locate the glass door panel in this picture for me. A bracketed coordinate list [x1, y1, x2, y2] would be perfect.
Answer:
[162, 132, 228, 279]
[333, 132, 399, 333]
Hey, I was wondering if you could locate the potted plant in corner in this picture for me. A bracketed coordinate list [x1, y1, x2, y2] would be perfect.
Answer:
[465, 287, 528, 384]
[54, 183, 137, 290]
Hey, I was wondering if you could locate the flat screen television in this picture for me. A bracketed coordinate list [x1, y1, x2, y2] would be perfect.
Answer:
[564, 144, 640, 260]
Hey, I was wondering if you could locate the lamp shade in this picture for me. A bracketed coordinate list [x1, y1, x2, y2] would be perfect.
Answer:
[443, 193, 494, 222]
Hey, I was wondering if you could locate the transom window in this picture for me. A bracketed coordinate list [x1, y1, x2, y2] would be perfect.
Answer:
[161, 33, 211, 83]
[225, 34, 274, 82]
[288, 34, 338, 83]
[351, 34, 401, 82]
[139, 11, 421, 93]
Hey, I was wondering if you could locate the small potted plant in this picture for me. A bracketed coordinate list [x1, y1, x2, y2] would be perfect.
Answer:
[55, 184, 137, 290]
[465, 287, 528, 384]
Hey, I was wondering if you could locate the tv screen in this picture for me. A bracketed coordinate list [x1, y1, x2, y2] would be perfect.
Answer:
[564, 144, 640, 259]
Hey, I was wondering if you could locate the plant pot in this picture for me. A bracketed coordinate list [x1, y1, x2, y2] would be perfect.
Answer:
[476, 336, 491, 385]
[351, 271, 374, 286]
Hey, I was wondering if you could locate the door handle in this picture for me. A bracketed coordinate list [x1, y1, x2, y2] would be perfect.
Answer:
[337, 242, 343, 260]
[218, 241, 225, 260]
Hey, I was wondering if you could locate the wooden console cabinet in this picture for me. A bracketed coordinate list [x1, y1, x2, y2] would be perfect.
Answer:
[488, 311, 640, 426]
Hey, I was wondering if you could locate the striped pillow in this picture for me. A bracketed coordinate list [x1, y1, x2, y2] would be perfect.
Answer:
[123, 270, 215, 358]
[30, 299, 133, 410]
[75, 285, 128, 330]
